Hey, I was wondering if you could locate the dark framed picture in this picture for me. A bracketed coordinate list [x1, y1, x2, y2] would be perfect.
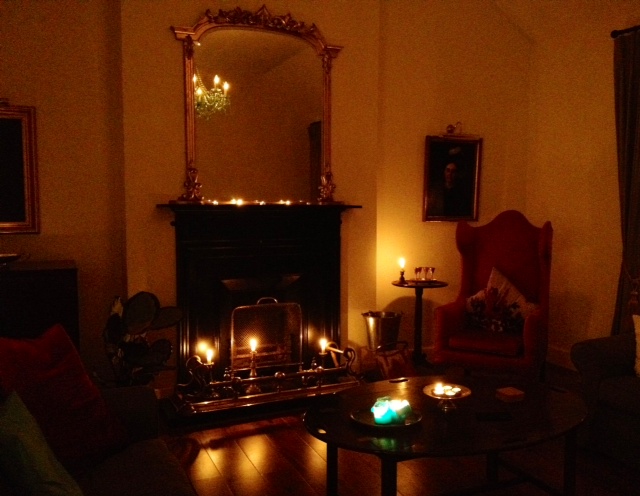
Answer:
[0, 101, 39, 234]
[423, 135, 482, 222]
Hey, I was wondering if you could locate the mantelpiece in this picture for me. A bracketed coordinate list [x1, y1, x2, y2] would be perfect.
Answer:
[158, 203, 360, 383]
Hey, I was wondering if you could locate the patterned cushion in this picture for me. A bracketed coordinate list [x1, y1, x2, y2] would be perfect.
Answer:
[465, 267, 538, 333]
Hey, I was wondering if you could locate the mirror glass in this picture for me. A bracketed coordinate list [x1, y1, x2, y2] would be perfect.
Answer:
[173, 6, 341, 204]
[194, 30, 322, 202]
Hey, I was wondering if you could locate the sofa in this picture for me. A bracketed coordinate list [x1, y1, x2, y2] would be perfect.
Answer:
[0, 324, 197, 496]
[570, 331, 640, 466]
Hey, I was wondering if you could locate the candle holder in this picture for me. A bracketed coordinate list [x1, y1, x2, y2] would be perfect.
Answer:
[350, 395, 422, 428]
[424, 383, 471, 412]
[399, 268, 406, 284]
[245, 349, 262, 394]
[176, 355, 217, 397]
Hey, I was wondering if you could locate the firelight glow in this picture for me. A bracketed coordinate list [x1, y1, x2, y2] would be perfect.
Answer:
[398, 258, 405, 269]
[250, 339, 257, 353]
[320, 338, 327, 353]
[206, 348, 214, 364]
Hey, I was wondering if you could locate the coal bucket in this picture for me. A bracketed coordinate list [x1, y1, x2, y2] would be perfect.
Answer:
[362, 311, 402, 350]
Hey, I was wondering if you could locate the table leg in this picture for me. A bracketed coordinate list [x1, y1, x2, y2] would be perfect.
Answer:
[412, 287, 426, 364]
[380, 457, 398, 496]
[563, 429, 577, 496]
[326, 443, 338, 496]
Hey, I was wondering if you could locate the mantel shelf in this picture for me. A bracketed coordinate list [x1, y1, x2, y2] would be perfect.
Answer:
[157, 202, 362, 212]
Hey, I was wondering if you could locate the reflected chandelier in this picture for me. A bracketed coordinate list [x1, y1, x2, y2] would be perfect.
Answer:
[193, 71, 230, 118]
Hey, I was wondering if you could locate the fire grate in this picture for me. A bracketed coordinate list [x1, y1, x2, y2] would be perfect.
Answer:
[231, 297, 302, 372]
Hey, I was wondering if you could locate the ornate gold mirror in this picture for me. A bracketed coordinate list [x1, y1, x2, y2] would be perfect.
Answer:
[172, 5, 341, 204]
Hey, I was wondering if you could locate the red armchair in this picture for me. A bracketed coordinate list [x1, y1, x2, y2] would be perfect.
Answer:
[432, 210, 553, 379]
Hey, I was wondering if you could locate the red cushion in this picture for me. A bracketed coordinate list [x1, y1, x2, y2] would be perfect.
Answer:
[448, 329, 523, 357]
[0, 324, 128, 468]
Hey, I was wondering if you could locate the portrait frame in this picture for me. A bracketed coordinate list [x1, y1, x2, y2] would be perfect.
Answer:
[0, 101, 39, 234]
[423, 135, 482, 222]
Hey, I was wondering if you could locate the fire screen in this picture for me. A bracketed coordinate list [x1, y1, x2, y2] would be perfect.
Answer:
[231, 297, 302, 373]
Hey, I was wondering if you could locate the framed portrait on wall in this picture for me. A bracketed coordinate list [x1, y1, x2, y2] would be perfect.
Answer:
[0, 100, 39, 233]
[423, 135, 482, 222]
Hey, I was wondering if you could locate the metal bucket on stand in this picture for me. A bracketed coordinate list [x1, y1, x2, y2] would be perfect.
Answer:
[362, 311, 402, 350]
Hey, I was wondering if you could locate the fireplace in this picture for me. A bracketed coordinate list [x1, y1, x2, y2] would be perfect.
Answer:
[160, 203, 359, 385]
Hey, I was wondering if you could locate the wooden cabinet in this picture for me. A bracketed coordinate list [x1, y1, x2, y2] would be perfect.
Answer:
[0, 260, 79, 346]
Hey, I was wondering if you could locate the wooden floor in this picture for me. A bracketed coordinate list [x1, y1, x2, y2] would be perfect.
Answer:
[162, 366, 639, 496]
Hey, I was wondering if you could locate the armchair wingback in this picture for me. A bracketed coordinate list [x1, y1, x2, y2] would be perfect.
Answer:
[432, 210, 553, 378]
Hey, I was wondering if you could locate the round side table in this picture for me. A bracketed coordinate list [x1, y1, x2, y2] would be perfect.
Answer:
[392, 279, 448, 364]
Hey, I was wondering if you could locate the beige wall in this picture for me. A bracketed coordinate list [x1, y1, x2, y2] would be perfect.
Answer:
[0, 1, 126, 377]
[1, 0, 638, 378]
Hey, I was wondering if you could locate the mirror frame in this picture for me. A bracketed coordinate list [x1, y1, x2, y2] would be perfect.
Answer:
[172, 5, 342, 203]
[0, 99, 39, 234]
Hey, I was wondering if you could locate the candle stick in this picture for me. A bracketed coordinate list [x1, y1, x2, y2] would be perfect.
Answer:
[246, 338, 261, 394]
[398, 257, 406, 284]
[249, 339, 258, 378]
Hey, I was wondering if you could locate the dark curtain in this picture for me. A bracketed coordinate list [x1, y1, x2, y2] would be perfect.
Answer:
[612, 26, 640, 334]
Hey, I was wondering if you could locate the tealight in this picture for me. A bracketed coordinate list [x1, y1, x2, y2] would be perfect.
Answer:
[432, 384, 462, 397]
[371, 396, 412, 425]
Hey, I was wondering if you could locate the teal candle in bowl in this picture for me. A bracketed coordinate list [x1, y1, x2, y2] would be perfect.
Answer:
[371, 396, 412, 425]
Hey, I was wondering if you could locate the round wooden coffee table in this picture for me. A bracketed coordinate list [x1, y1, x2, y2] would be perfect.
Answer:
[304, 375, 586, 496]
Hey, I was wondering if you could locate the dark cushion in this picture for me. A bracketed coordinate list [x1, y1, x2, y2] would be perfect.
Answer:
[0, 391, 83, 495]
[0, 324, 129, 469]
[448, 329, 523, 357]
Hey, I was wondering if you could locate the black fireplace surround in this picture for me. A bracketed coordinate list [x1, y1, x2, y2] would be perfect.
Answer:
[160, 203, 359, 383]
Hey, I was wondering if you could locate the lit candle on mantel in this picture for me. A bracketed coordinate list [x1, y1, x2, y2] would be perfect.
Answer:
[250, 338, 257, 353]
[320, 338, 327, 353]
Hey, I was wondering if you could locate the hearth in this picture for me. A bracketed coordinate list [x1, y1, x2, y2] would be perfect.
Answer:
[159, 203, 360, 414]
